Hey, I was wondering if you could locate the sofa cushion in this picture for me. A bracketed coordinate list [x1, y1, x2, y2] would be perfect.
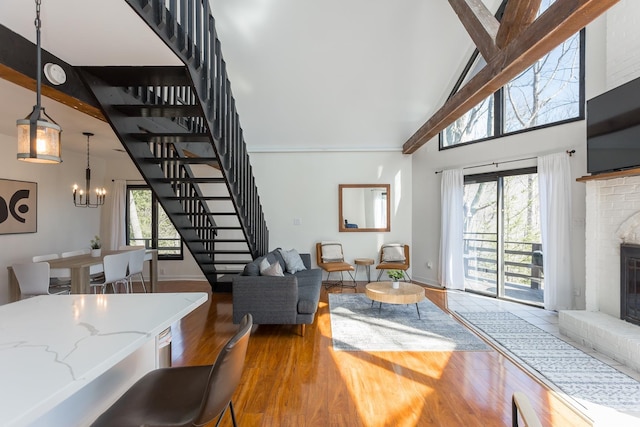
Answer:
[242, 256, 264, 276]
[279, 248, 307, 274]
[261, 261, 284, 277]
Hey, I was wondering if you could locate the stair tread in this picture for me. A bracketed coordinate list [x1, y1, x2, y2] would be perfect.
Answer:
[82, 66, 191, 86]
[113, 104, 203, 118]
[130, 132, 211, 143]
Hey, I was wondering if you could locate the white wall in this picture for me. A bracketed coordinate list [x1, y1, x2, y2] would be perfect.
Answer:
[0, 133, 104, 304]
[249, 151, 412, 281]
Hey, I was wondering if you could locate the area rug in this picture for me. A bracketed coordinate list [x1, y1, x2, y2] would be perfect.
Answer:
[456, 311, 640, 414]
[328, 293, 489, 352]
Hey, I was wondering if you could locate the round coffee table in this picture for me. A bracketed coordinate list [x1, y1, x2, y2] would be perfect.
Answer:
[365, 281, 426, 318]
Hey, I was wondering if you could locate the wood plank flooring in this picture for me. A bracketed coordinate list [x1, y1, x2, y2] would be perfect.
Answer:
[156, 281, 590, 427]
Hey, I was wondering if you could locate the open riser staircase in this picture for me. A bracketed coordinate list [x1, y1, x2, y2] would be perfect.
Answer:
[78, 0, 268, 291]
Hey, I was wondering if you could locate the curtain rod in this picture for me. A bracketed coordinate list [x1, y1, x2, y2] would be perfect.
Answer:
[434, 150, 575, 174]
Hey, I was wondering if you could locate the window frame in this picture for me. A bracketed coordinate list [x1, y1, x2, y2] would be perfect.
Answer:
[126, 185, 184, 261]
[439, 2, 585, 151]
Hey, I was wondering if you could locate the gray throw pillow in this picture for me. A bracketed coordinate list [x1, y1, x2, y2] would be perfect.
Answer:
[279, 248, 307, 274]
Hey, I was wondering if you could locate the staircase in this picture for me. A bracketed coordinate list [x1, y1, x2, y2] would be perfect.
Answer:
[78, 0, 268, 291]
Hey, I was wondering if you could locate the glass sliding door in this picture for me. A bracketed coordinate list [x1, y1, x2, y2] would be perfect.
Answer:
[463, 168, 543, 305]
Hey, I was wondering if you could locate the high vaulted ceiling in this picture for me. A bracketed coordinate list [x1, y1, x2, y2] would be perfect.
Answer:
[0, 0, 503, 155]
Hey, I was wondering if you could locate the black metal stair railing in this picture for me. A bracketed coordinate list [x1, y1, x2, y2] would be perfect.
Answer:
[125, 0, 269, 258]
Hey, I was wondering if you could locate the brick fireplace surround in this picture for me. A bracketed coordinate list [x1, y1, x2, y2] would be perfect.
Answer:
[559, 175, 640, 373]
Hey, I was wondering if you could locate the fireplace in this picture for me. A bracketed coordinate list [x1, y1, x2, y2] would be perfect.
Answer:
[620, 244, 640, 326]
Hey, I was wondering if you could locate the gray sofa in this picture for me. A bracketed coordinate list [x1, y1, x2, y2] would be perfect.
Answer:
[232, 249, 322, 334]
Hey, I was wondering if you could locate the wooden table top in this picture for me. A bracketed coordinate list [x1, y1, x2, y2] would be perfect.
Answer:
[354, 258, 375, 265]
[365, 281, 425, 305]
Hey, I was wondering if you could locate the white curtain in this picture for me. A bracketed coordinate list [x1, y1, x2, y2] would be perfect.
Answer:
[439, 169, 465, 290]
[538, 153, 573, 310]
[108, 180, 127, 251]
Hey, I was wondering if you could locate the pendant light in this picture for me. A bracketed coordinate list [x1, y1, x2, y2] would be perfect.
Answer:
[16, 0, 62, 164]
[73, 132, 106, 208]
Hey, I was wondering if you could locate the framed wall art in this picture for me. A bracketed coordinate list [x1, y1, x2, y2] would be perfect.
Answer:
[0, 179, 37, 234]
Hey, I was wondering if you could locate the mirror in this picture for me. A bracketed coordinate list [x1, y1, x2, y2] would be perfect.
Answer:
[339, 184, 390, 232]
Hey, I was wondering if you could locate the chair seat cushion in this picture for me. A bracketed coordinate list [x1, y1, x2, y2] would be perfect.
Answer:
[376, 262, 408, 270]
[319, 261, 354, 273]
[91, 365, 212, 427]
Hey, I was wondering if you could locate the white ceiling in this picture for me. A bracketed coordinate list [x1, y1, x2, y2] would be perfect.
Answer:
[0, 0, 502, 155]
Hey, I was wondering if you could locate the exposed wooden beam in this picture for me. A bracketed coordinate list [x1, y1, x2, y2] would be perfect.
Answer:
[496, 0, 543, 48]
[0, 23, 105, 122]
[448, 0, 500, 61]
[403, 0, 620, 154]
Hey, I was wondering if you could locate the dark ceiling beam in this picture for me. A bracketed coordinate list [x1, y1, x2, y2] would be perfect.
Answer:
[0, 23, 105, 122]
[403, 0, 620, 154]
[448, 0, 500, 61]
[496, 0, 542, 48]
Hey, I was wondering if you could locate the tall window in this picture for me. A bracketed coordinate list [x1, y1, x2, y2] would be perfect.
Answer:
[463, 168, 543, 305]
[441, 0, 584, 149]
[126, 186, 183, 260]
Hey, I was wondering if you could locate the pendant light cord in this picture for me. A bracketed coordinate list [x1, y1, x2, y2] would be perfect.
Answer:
[35, 0, 42, 109]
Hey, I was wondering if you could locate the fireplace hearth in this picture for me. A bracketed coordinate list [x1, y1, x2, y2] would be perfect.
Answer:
[620, 244, 640, 326]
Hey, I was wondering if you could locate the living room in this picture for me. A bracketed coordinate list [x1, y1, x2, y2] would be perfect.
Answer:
[0, 0, 639, 425]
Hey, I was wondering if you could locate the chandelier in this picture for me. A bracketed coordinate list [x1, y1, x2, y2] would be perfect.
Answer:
[16, 0, 62, 164]
[73, 132, 106, 208]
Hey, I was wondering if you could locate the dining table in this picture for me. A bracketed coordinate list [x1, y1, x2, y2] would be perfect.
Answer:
[8, 248, 158, 302]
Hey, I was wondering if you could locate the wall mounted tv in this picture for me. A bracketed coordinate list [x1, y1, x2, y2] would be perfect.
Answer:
[587, 76, 640, 174]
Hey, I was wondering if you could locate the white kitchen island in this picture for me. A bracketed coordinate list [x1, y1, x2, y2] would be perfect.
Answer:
[0, 292, 208, 426]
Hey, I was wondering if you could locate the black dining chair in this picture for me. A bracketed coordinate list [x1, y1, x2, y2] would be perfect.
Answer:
[91, 313, 253, 427]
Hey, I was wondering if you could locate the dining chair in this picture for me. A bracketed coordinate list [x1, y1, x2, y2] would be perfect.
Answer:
[12, 262, 70, 297]
[62, 248, 105, 278]
[125, 248, 147, 293]
[91, 313, 253, 427]
[32, 253, 71, 286]
[90, 252, 131, 294]
[375, 243, 411, 281]
[315, 242, 356, 290]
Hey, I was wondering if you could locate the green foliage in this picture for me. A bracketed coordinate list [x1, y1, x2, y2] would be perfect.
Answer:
[90, 235, 101, 249]
[387, 270, 404, 281]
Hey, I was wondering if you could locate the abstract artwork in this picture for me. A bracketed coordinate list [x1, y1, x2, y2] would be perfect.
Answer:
[0, 179, 37, 234]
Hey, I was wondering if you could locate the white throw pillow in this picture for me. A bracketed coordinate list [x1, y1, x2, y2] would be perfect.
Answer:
[259, 257, 271, 275]
[262, 261, 284, 277]
[279, 249, 307, 274]
[321, 243, 343, 262]
[382, 244, 405, 262]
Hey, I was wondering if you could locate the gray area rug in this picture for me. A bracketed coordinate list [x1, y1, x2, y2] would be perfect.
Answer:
[456, 311, 640, 413]
[328, 293, 489, 352]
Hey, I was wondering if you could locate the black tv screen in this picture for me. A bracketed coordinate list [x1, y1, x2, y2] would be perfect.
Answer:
[587, 77, 640, 174]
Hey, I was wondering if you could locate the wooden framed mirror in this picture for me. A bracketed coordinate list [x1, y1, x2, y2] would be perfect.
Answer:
[339, 184, 390, 232]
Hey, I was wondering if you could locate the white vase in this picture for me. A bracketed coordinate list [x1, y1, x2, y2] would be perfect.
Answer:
[392, 281, 400, 289]
[91, 248, 101, 257]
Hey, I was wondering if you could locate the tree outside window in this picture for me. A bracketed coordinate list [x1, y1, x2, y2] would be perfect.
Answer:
[127, 186, 183, 260]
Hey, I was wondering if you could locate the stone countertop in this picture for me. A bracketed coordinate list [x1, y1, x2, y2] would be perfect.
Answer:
[0, 292, 207, 426]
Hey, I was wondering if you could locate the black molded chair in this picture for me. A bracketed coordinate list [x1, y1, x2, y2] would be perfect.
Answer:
[91, 313, 253, 427]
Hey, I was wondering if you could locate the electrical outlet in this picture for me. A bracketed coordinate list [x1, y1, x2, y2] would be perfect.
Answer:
[293, 218, 302, 226]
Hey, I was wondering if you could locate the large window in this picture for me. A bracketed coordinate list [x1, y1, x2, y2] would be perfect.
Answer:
[126, 186, 183, 260]
[463, 168, 543, 305]
[441, 0, 584, 149]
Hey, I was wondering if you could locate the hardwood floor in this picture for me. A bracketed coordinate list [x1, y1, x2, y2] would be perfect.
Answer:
[156, 281, 590, 426]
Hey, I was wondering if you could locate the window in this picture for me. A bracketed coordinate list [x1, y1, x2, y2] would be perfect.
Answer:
[441, 0, 585, 149]
[463, 168, 543, 305]
[126, 186, 183, 260]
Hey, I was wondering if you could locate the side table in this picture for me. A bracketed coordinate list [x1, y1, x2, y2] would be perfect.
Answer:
[354, 258, 375, 282]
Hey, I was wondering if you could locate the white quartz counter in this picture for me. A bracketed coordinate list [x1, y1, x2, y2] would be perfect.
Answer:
[0, 292, 207, 426]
